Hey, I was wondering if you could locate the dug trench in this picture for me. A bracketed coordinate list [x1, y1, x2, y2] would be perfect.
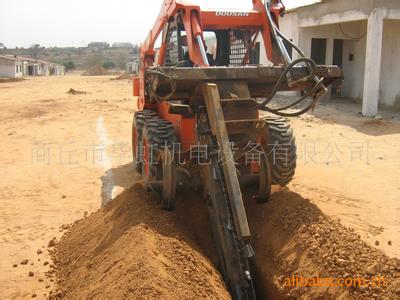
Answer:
[47, 170, 400, 299]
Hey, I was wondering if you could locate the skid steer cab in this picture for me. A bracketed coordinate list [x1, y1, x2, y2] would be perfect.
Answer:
[131, 0, 342, 299]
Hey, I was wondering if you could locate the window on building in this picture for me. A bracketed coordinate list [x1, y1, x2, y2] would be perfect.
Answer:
[311, 38, 327, 65]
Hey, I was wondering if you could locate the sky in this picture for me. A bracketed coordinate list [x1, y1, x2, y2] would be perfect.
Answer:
[0, 0, 319, 48]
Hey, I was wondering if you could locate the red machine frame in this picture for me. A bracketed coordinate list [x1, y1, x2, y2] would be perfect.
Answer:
[133, 0, 286, 152]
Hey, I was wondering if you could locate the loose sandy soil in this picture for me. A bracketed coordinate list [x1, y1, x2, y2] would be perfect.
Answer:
[0, 75, 399, 298]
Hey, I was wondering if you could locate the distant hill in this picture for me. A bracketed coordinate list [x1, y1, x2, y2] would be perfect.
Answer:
[0, 46, 139, 71]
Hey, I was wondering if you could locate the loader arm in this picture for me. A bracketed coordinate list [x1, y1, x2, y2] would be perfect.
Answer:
[138, 0, 210, 109]
[141, 0, 207, 68]
[252, 0, 286, 64]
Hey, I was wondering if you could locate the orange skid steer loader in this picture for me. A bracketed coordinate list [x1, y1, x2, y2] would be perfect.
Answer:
[131, 0, 342, 298]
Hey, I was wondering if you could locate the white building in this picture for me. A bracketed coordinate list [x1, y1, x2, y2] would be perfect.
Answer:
[0, 55, 23, 78]
[49, 63, 65, 75]
[0, 55, 65, 77]
[272, 0, 400, 116]
[126, 59, 140, 75]
[112, 42, 133, 48]
[18, 57, 42, 76]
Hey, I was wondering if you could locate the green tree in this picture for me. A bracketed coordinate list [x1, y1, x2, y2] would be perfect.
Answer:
[102, 61, 115, 69]
[63, 61, 75, 71]
[30, 44, 41, 59]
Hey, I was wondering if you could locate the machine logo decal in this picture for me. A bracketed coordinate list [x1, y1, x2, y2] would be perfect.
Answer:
[215, 11, 250, 17]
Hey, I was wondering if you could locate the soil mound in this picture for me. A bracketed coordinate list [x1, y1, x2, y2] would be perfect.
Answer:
[82, 65, 110, 76]
[48, 182, 400, 299]
[110, 73, 132, 80]
[49, 183, 229, 299]
[66, 88, 89, 95]
[245, 187, 400, 299]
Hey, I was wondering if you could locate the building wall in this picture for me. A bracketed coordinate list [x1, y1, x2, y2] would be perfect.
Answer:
[22, 62, 29, 76]
[340, 22, 367, 100]
[0, 59, 23, 78]
[277, 19, 368, 100]
[278, 12, 299, 58]
[341, 36, 366, 100]
[35, 64, 43, 76]
[380, 19, 400, 107]
[0, 61, 16, 77]
[53, 66, 65, 75]
[296, 0, 372, 27]
[263, 0, 400, 112]
[42, 64, 50, 76]
[15, 61, 23, 77]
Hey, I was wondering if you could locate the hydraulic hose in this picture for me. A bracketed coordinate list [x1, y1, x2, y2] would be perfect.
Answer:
[258, 76, 325, 117]
[146, 69, 176, 102]
[258, 2, 327, 117]
[257, 57, 327, 117]
[258, 57, 316, 107]
[276, 28, 305, 58]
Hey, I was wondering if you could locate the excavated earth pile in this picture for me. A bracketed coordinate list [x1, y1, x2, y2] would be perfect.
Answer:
[81, 66, 110, 76]
[110, 73, 132, 80]
[49, 184, 400, 299]
[48, 183, 230, 299]
[245, 188, 400, 299]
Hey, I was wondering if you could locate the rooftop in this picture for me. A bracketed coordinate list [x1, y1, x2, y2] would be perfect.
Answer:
[0, 54, 20, 62]
[0, 55, 64, 67]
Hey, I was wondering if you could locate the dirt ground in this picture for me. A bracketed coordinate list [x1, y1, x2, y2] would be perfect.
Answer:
[0, 75, 399, 298]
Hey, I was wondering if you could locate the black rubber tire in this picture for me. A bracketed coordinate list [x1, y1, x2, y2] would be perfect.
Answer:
[132, 110, 158, 173]
[142, 118, 178, 210]
[263, 116, 297, 186]
[143, 119, 177, 150]
[258, 151, 272, 203]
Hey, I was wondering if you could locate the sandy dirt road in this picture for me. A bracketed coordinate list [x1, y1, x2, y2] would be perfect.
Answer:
[0, 75, 135, 298]
[289, 104, 400, 258]
[0, 75, 399, 298]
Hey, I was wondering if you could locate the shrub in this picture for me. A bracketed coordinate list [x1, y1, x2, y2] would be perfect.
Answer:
[102, 61, 115, 69]
[63, 61, 75, 71]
